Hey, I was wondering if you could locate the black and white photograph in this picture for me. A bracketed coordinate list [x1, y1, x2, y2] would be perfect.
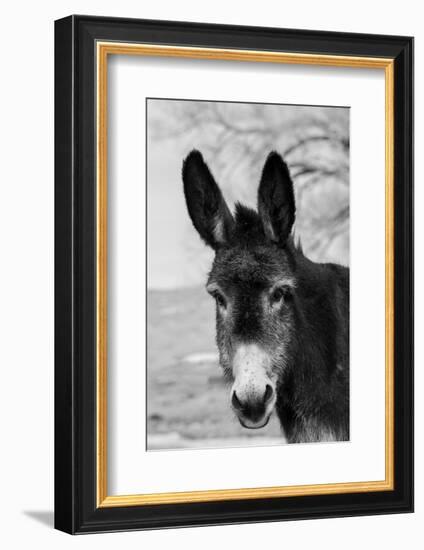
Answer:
[146, 99, 350, 451]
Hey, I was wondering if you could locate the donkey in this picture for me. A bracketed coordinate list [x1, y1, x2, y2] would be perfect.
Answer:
[182, 150, 349, 443]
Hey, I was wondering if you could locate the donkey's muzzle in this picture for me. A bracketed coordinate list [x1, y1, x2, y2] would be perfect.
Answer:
[231, 384, 274, 428]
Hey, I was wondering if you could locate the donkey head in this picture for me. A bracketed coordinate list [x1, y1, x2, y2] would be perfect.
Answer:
[183, 150, 297, 429]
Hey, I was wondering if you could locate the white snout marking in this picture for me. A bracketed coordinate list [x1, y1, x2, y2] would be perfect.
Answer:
[231, 344, 277, 428]
[232, 344, 272, 386]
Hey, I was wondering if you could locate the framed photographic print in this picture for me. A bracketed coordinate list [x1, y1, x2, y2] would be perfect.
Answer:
[54, 15, 414, 534]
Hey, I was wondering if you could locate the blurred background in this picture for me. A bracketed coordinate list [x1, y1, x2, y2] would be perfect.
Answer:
[146, 99, 349, 450]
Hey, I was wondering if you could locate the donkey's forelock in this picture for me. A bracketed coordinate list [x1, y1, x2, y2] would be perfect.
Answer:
[231, 203, 267, 246]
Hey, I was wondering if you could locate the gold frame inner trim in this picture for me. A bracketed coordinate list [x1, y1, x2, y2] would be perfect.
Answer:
[96, 42, 395, 508]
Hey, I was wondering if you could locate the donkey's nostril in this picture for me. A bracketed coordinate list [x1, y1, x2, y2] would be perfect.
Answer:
[264, 384, 273, 403]
[232, 390, 243, 411]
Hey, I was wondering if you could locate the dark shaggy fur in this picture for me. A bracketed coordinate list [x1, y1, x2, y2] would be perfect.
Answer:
[183, 150, 349, 443]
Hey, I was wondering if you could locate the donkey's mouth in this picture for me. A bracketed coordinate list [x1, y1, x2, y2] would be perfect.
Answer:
[237, 413, 271, 430]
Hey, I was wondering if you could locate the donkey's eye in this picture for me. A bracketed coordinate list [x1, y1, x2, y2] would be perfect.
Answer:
[270, 286, 288, 305]
[214, 292, 227, 309]
[207, 285, 227, 310]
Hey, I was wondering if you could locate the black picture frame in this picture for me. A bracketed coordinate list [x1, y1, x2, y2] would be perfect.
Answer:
[55, 14, 414, 534]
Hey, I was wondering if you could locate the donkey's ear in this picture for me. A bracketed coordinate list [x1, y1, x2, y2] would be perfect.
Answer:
[257, 152, 296, 245]
[182, 150, 234, 249]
